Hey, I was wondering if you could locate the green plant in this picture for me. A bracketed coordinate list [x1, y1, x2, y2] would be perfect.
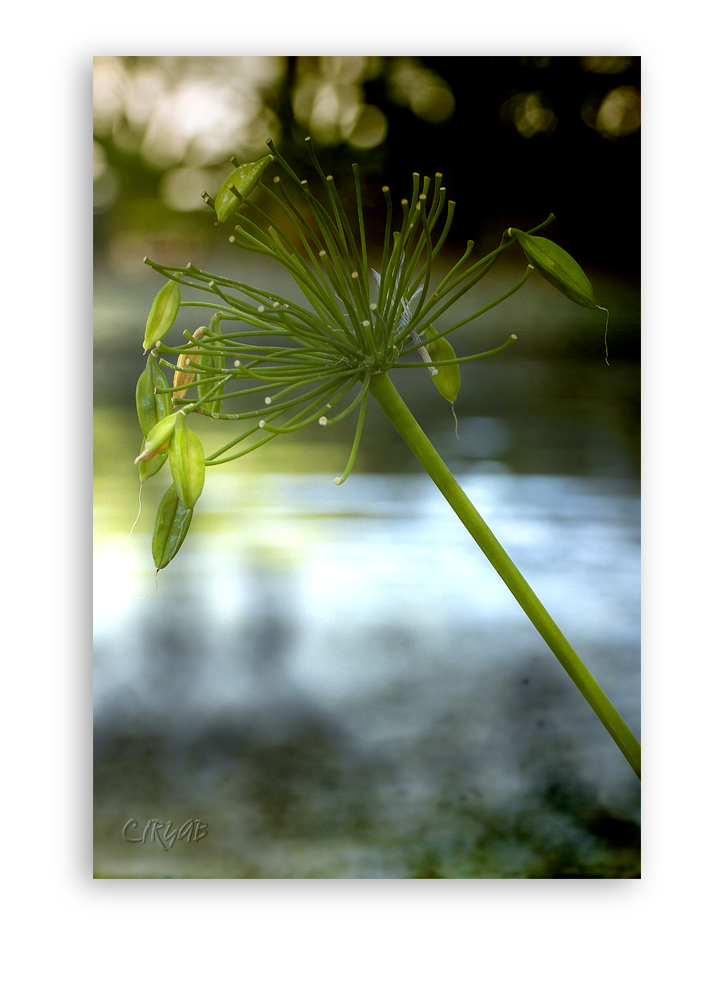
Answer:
[134, 140, 640, 779]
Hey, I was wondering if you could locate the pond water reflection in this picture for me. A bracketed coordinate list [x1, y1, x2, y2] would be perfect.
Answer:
[94, 469, 640, 879]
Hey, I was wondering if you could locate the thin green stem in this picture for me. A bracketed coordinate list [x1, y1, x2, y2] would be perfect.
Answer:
[367, 372, 641, 779]
[394, 335, 518, 367]
[334, 387, 369, 485]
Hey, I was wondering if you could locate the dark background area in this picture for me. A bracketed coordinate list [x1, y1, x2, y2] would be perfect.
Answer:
[94, 55, 640, 276]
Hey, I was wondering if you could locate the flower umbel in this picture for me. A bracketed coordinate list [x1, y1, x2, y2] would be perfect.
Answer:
[137, 139, 584, 564]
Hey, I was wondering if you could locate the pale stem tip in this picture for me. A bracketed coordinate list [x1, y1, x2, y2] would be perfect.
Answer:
[318, 417, 328, 426]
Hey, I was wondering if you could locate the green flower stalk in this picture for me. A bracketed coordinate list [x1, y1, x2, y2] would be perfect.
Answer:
[135, 139, 640, 779]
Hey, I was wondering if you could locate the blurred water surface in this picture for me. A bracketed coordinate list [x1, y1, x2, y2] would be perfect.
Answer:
[94, 466, 639, 879]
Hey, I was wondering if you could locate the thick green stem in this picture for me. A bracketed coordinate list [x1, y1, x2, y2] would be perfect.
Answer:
[369, 372, 641, 779]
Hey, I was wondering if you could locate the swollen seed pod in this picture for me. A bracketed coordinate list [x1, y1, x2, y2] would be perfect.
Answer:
[168, 412, 205, 509]
[134, 412, 178, 464]
[152, 483, 194, 570]
[508, 229, 597, 309]
[143, 280, 181, 351]
[136, 354, 172, 437]
[426, 327, 461, 403]
[173, 327, 206, 401]
[214, 154, 274, 223]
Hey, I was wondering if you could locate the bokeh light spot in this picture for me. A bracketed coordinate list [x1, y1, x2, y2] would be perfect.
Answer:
[582, 85, 640, 139]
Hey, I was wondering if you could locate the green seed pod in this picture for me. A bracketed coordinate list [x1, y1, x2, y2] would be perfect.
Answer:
[135, 412, 177, 464]
[152, 483, 194, 570]
[143, 279, 181, 351]
[198, 315, 226, 417]
[136, 353, 171, 438]
[508, 229, 597, 309]
[138, 438, 168, 484]
[214, 154, 273, 223]
[168, 411, 205, 509]
[426, 327, 461, 403]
